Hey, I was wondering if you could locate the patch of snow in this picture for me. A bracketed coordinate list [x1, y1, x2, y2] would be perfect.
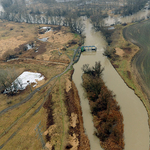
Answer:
[40, 27, 51, 33]
[108, 26, 115, 30]
[18, 71, 44, 88]
[26, 44, 33, 50]
[38, 37, 49, 42]
[4, 71, 44, 94]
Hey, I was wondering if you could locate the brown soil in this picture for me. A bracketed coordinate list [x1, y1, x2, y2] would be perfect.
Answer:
[43, 94, 54, 141]
[115, 47, 124, 57]
[64, 71, 90, 150]
[66, 77, 72, 93]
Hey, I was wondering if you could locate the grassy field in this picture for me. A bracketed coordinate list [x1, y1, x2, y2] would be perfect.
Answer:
[0, 20, 38, 59]
[0, 20, 83, 150]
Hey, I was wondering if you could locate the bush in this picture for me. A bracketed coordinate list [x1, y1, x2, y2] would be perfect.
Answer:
[0, 68, 20, 95]
[82, 76, 103, 101]
[2, 49, 17, 61]
[82, 61, 104, 78]
[103, 48, 113, 58]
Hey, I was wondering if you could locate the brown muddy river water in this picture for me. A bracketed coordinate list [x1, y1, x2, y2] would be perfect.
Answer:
[73, 19, 149, 150]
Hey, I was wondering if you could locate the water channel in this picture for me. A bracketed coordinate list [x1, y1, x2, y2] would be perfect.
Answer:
[0, 2, 149, 149]
[73, 19, 149, 150]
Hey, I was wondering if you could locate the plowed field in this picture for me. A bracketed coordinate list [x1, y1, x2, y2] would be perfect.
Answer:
[123, 20, 150, 98]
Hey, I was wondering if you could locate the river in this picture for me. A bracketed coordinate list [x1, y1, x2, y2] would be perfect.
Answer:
[0, 2, 149, 149]
[73, 19, 149, 150]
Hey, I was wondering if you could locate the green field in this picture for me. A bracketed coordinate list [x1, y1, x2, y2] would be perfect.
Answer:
[123, 20, 150, 90]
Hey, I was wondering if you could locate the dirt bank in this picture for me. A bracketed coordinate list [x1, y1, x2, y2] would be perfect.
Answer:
[43, 70, 90, 150]
[64, 70, 90, 150]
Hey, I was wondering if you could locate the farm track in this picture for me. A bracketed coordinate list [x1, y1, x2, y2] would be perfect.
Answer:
[0, 57, 72, 116]
[59, 78, 65, 150]
[0, 80, 57, 149]
[6, 58, 69, 65]
[0, 47, 81, 149]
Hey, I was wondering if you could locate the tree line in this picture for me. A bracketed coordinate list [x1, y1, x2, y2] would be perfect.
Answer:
[115, 0, 148, 16]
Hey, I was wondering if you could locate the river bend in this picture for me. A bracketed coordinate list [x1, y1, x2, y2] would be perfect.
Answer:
[73, 19, 149, 150]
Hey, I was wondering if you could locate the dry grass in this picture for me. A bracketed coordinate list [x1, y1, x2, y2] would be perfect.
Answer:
[0, 20, 81, 150]
[38, 26, 73, 45]
[3, 107, 47, 150]
[48, 74, 70, 150]
[0, 59, 67, 150]
[0, 60, 66, 110]
[36, 26, 80, 63]
[0, 21, 39, 58]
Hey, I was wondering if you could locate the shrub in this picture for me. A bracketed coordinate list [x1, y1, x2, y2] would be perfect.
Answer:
[2, 49, 17, 61]
[82, 61, 104, 78]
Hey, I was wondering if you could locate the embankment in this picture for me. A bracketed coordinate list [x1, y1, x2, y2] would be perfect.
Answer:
[43, 70, 90, 150]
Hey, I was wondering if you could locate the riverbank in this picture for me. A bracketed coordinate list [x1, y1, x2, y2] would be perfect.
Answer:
[81, 62, 124, 150]
[44, 70, 90, 150]
[65, 70, 90, 150]
[106, 22, 150, 126]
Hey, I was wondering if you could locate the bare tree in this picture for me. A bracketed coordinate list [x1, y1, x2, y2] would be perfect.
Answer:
[64, 14, 85, 34]
[0, 68, 22, 95]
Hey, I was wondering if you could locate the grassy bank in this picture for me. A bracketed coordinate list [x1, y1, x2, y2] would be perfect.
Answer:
[106, 22, 150, 125]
